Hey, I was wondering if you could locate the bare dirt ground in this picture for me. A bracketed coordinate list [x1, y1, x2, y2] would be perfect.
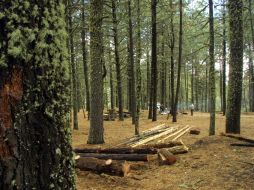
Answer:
[72, 111, 254, 190]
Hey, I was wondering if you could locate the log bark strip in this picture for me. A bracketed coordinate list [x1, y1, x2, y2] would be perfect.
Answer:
[78, 153, 148, 161]
[76, 157, 130, 176]
[230, 143, 254, 147]
[221, 133, 254, 144]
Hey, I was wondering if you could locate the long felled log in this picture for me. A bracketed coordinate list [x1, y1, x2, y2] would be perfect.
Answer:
[116, 124, 167, 146]
[76, 157, 130, 176]
[74, 147, 158, 154]
[139, 141, 183, 149]
[131, 127, 179, 147]
[221, 133, 254, 144]
[78, 153, 148, 161]
[74, 142, 182, 154]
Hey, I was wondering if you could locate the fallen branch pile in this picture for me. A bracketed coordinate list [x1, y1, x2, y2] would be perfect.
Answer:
[75, 124, 192, 176]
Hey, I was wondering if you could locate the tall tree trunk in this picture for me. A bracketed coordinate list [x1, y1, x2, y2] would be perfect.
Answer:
[209, 0, 216, 135]
[82, 0, 90, 118]
[248, 43, 254, 111]
[135, 0, 142, 135]
[205, 62, 208, 112]
[87, 0, 104, 144]
[222, 0, 227, 115]
[226, 0, 243, 134]
[172, 0, 183, 122]
[170, 0, 175, 117]
[191, 61, 194, 104]
[69, 0, 78, 130]
[127, 0, 137, 125]
[248, 0, 254, 112]
[160, 31, 166, 106]
[0, 1, 75, 189]
[148, 50, 153, 119]
[194, 63, 199, 111]
[127, 40, 132, 113]
[109, 50, 115, 110]
[151, 0, 158, 121]
[111, 0, 124, 120]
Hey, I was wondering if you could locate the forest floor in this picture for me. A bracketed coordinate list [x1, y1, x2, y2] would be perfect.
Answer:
[72, 111, 254, 190]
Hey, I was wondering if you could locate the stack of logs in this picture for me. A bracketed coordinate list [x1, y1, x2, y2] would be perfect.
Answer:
[75, 124, 192, 176]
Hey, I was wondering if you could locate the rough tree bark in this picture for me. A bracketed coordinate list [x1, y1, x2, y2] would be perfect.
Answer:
[87, 0, 105, 144]
[248, 0, 254, 112]
[68, 0, 78, 129]
[222, 0, 227, 115]
[127, 0, 137, 125]
[111, 0, 124, 121]
[135, 0, 142, 135]
[81, 0, 90, 118]
[172, 0, 183, 122]
[209, 0, 216, 135]
[0, 1, 75, 189]
[151, 0, 158, 121]
[226, 0, 243, 134]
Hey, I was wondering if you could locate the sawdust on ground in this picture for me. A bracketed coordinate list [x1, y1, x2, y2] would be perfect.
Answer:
[72, 111, 254, 190]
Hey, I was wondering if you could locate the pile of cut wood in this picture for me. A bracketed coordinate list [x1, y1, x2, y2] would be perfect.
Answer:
[75, 124, 192, 177]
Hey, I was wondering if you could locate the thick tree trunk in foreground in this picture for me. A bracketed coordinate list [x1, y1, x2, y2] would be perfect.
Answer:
[209, 0, 216, 135]
[76, 157, 130, 176]
[0, 1, 75, 189]
[88, 0, 105, 144]
[226, 0, 243, 134]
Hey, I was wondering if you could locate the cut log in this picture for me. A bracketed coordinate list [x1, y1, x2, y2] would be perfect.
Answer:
[190, 128, 200, 135]
[166, 145, 189, 155]
[78, 153, 149, 161]
[172, 126, 191, 141]
[221, 133, 254, 144]
[74, 147, 158, 154]
[157, 148, 177, 165]
[75, 157, 130, 176]
[230, 143, 254, 147]
[131, 126, 179, 148]
[158, 125, 190, 143]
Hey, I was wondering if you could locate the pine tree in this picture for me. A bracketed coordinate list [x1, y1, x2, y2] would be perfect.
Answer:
[0, 1, 75, 189]
[209, 0, 216, 135]
[151, 0, 158, 122]
[87, 0, 105, 144]
[226, 0, 244, 134]
[81, 0, 90, 118]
